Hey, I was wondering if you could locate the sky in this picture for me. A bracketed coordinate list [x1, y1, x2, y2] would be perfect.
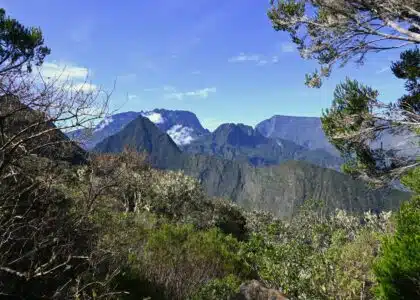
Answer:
[1, 0, 411, 130]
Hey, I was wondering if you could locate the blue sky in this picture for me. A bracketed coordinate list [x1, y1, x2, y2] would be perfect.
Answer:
[1, 0, 410, 130]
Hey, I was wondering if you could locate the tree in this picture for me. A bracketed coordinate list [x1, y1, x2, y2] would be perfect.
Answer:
[321, 49, 419, 185]
[0, 8, 50, 74]
[0, 74, 115, 298]
[268, 0, 420, 87]
[392, 47, 420, 116]
[0, 7, 117, 298]
[0, 73, 111, 176]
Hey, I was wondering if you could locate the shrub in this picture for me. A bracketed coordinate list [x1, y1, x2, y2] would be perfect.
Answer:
[141, 224, 247, 299]
[239, 201, 392, 299]
[191, 274, 242, 300]
[374, 194, 420, 299]
[211, 198, 248, 241]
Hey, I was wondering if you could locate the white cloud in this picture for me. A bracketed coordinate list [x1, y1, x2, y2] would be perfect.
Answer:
[40, 62, 89, 80]
[257, 59, 268, 66]
[376, 67, 390, 74]
[228, 53, 261, 63]
[38, 61, 99, 94]
[127, 94, 138, 100]
[141, 112, 165, 124]
[143, 88, 158, 92]
[94, 116, 114, 133]
[228, 53, 279, 66]
[165, 87, 216, 100]
[163, 85, 177, 92]
[167, 125, 195, 145]
[280, 42, 295, 53]
[66, 82, 98, 92]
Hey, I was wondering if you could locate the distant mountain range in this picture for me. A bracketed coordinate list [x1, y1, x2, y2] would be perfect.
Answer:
[182, 122, 343, 170]
[70, 108, 419, 171]
[92, 113, 410, 218]
[69, 109, 209, 150]
[70, 109, 345, 170]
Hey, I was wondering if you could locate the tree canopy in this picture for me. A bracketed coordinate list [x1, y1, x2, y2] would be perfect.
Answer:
[321, 49, 419, 185]
[0, 8, 50, 74]
[268, 0, 420, 87]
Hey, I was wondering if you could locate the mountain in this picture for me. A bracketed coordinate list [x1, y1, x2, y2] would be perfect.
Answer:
[182, 123, 343, 169]
[256, 115, 339, 155]
[93, 115, 409, 218]
[256, 115, 420, 159]
[148, 109, 209, 145]
[69, 109, 208, 149]
[210, 123, 268, 147]
[69, 111, 142, 149]
[94, 115, 182, 169]
[183, 157, 406, 219]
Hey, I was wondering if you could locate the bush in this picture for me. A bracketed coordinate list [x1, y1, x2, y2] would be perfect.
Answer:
[191, 274, 241, 300]
[239, 201, 392, 299]
[374, 194, 420, 299]
[212, 198, 248, 241]
[141, 224, 247, 299]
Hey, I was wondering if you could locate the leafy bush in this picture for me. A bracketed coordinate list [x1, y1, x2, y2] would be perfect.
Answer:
[240, 200, 392, 299]
[141, 224, 247, 299]
[211, 198, 248, 241]
[191, 274, 241, 300]
[374, 168, 420, 299]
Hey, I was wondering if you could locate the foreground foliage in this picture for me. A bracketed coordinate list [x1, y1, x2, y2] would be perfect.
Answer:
[374, 168, 420, 299]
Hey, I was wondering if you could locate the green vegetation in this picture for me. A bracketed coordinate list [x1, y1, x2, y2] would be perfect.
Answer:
[0, 8, 50, 74]
[374, 169, 420, 299]
[321, 49, 419, 185]
[2, 143, 412, 299]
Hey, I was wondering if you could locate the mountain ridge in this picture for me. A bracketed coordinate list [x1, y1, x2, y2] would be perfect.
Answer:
[182, 122, 343, 169]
